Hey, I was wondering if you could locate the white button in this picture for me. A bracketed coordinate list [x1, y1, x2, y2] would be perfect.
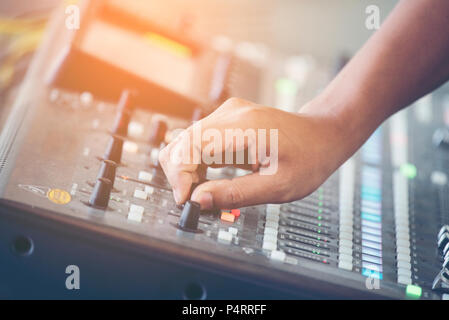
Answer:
[150, 148, 159, 164]
[266, 214, 280, 223]
[265, 220, 278, 229]
[338, 260, 352, 271]
[339, 254, 353, 263]
[262, 241, 277, 251]
[339, 219, 354, 227]
[397, 275, 412, 285]
[80, 91, 93, 106]
[144, 186, 154, 195]
[228, 227, 238, 235]
[340, 232, 353, 241]
[266, 204, 281, 215]
[397, 268, 412, 277]
[396, 232, 410, 241]
[397, 239, 410, 248]
[340, 225, 353, 233]
[397, 253, 411, 263]
[397, 260, 412, 270]
[264, 227, 278, 236]
[133, 189, 147, 200]
[339, 246, 352, 255]
[431, 171, 447, 186]
[340, 239, 353, 248]
[123, 141, 139, 153]
[397, 246, 411, 256]
[263, 234, 277, 244]
[270, 250, 286, 262]
[129, 204, 144, 215]
[138, 171, 153, 182]
[128, 121, 144, 138]
[218, 230, 233, 243]
[128, 205, 144, 222]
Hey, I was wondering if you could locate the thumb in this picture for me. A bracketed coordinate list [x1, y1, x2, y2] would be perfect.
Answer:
[191, 173, 280, 210]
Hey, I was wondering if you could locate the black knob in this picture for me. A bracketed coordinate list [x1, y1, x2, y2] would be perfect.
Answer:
[148, 120, 168, 147]
[433, 128, 449, 149]
[442, 268, 449, 282]
[97, 160, 117, 185]
[89, 178, 112, 209]
[432, 268, 449, 292]
[444, 242, 449, 258]
[443, 257, 449, 269]
[104, 137, 124, 164]
[178, 201, 201, 232]
[439, 225, 449, 239]
[112, 111, 131, 136]
[112, 90, 136, 136]
[438, 232, 449, 251]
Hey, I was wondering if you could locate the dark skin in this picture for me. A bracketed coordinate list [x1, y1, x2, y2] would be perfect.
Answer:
[159, 0, 449, 210]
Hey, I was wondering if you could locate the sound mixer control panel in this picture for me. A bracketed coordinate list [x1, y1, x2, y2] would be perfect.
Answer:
[1, 83, 449, 300]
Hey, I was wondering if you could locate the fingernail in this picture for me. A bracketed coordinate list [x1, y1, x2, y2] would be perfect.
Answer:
[194, 192, 213, 210]
[173, 189, 181, 204]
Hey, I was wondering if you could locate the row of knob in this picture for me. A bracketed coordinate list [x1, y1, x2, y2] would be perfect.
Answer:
[86, 90, 204, 234]
[432, 225, 449, 293]
[88, 90, 168, 209]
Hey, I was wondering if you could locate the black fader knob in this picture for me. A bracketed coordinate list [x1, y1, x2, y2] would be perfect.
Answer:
[148, 119, 168, 147]
[97, 160, 117, 185]
[439, 225, 449, 240]
[433, 128, 449, 150]
[89, 178, 112, 209]
[112, 90, 136, 136]
[444, 242, 449, 258]
[443, 257, 449, 269]
[178, 201, 201, 232]
[104, 136, 124, 164]
[438, 232, 449, 251]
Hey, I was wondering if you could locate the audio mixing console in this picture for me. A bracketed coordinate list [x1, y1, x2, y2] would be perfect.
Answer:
[0, 1, 449, 300]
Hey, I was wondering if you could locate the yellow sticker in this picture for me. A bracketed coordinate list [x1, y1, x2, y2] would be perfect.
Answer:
[47, 189, 71, 205]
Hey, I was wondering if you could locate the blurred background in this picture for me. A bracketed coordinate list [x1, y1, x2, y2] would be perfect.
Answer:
[0, 0, 399, 125]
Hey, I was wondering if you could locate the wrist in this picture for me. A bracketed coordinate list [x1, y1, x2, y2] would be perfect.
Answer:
[299, 91, 380, 166]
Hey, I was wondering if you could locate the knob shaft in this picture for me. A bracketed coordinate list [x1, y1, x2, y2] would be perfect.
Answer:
[112, 90, 136, 136]
[89, 178, 112, 209]
[438, 232, 449, 251]
[104, 137, 124, 164]
[178, 201, 201, 232]
[433, 128, 449, 149]
[97, 160, 117, 185]
[148, 120, 168, 147]
[439, 225, 449, 240]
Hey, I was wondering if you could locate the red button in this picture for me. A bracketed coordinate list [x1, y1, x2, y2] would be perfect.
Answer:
[231, 209, 241, 217]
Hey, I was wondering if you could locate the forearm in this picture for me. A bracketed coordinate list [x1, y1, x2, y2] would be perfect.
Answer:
[302, 0, 449, 162]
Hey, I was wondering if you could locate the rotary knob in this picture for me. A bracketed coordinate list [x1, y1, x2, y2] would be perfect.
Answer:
[439, 225, 449, 239]
[112, 90, 137, 136]
[178, 201, 201, 232]
[89, 178, 112, 209]
[438, 232, 449, 251]
[148, 119, 168, 147]
[104, 136, 124, 164]
[97, 160, 117, 185]
[433, 128, 449, 150]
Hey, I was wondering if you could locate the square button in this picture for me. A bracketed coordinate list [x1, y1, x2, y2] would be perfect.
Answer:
[134, 189, 147, 200]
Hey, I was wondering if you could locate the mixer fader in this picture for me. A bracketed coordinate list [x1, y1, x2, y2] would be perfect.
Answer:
[0, 0, 449, 299]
